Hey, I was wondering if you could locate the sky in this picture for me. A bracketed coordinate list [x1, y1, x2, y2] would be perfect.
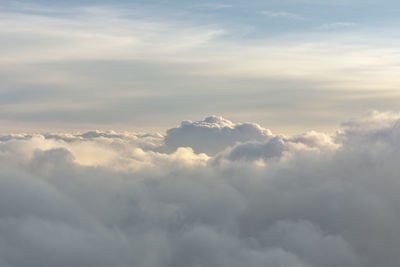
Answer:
[1, 0, 400, 133]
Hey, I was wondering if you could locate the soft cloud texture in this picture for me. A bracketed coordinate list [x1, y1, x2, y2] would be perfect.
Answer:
[1, 112, 400, 266]
[2, 2, 400, 132]
[164, 115, 272, 155]
[261, 10, 304, 19]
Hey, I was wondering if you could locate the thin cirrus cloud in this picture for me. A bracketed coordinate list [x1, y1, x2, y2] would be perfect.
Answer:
[193, 3, 233, 9]
[319, 22, 357, 29]
[1, 112, 400, 266]
[261, 10, 305, 19]
[1, 1, 400, 132]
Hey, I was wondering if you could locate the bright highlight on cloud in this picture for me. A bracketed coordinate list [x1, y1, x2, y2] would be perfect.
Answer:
[1, 112, 400, 266]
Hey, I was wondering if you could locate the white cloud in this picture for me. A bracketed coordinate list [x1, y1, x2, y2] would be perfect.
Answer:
[0, 6, 225, 64]
[319, 22, 356, 29]
[1, 4, 399, 88]
[1, 112, 400, 266]
[163, 116, 272, 155]
[2, 3, 400, 132]
[194, 3, 232, 9]
[261, 10, 304, 19]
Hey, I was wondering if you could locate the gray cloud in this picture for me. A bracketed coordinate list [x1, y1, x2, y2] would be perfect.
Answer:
[1, 112, 400, 266]
[164, 115, 272, 155]
[224, 137, 287, 162]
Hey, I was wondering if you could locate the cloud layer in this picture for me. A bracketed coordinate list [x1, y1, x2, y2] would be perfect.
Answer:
[2, 2, 400, 133]
[1, 112, 400, 266]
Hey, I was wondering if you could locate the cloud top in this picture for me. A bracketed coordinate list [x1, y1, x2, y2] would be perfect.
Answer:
[1, 112, 400, 266]
[164, 115, 272, 155]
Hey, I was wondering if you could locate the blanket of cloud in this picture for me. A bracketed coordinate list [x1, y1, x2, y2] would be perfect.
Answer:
[1, 112, 400, 266]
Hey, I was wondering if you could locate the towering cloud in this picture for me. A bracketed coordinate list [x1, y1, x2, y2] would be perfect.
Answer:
[1, 112, 400, 266]
[164, 115, 272, 155]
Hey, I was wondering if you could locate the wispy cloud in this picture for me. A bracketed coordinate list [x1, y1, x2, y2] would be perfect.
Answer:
[319, 22, 356, 29]
[1, 3, 400, 130]
[261, 10, 304, 19]
[195, 3, 232, 10]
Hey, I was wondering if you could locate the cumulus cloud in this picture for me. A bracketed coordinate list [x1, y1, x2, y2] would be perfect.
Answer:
[222, 136, 287, 162]
[2, 112, 400, 266]
[164, 115, 272, 155]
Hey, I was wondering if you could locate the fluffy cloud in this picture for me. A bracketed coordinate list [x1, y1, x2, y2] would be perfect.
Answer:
[1, 113, 400, 266]
[164, 115, 272, 155]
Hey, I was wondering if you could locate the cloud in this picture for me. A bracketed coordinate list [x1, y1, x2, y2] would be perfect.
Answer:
[163, 115, 272, 155]
[223, 137, 287, 162]
[261, 10, 304, 19]
[2, 3, 400, 131]
[1, 112, 400, 266]
[319, 22, 356, 29]
[194, 3, 232, 10]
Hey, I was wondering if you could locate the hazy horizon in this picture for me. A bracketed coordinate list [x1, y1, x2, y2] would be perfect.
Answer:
[1, 0, 400, 133]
